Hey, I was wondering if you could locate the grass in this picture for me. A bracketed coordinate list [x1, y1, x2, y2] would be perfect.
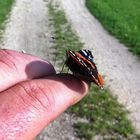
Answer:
[86, 0, 140, 57]
[70, 86, 140, 140]
[48, 2, 140, 140]
[0, 0, 15, 35]
[48, 4, 83, 66]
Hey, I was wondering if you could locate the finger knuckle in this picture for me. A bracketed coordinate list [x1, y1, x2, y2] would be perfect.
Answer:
[0, 50, 17, 71]
[18, 81, 55, 112]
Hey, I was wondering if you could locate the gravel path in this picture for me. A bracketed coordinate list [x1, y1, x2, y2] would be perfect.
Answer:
[56, 0, 140, 132]
[1, 0, 54, 60]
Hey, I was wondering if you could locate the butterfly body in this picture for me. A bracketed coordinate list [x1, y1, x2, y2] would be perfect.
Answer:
[65, 49, 104, 88]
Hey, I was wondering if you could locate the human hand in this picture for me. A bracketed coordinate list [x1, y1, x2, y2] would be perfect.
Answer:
[0, 49, 89, 140]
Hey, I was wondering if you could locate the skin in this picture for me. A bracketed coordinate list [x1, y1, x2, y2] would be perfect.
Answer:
[0, 49, 89, 140]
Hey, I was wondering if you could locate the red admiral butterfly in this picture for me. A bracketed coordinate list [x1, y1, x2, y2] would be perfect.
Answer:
[65, 49, 104, 88]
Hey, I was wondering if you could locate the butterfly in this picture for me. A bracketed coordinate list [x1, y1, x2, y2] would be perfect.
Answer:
[65, 49, 104, 88]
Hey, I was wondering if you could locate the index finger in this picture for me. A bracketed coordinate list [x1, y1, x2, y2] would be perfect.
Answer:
[0, 49, 55, 92]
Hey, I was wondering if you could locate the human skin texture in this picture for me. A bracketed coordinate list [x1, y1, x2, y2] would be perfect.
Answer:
[0, 49, 89, 140]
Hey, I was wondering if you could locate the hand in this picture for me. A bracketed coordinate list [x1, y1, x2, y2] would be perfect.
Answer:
[0, 49, 89, 140]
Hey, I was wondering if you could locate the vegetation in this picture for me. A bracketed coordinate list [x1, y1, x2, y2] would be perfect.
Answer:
[0, 0, 15, 34]
[49, 2, 140, 140]
[86, 0, 140, 57]
[48, 4, 83, 66]
[70, 86, 140, 140]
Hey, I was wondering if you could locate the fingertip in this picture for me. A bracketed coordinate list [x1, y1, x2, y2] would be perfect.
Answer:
[45, 74, 90, 105]
[0, 49, 56, 91]
[25, 60, 56, 79]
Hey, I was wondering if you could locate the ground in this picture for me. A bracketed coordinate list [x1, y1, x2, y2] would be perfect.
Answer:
[0, 0, 140, 139]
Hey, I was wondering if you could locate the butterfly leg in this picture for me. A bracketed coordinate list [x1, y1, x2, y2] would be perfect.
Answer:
[60, 61, 66, 73]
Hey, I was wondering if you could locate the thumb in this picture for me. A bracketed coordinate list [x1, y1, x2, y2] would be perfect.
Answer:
[0, 74, 89, 140]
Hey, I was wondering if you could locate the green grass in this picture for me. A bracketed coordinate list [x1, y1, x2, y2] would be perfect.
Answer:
[70, 86, 140, 140]
[49, 3, 140, 140]
[0, 0, 15, 34]
[48, 4, 83, 65]
[86, 0, 140, 57]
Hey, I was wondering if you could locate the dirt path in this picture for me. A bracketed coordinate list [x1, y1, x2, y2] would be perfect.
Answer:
[56, 0, 140, 132]
[1, 0, 54, 60]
